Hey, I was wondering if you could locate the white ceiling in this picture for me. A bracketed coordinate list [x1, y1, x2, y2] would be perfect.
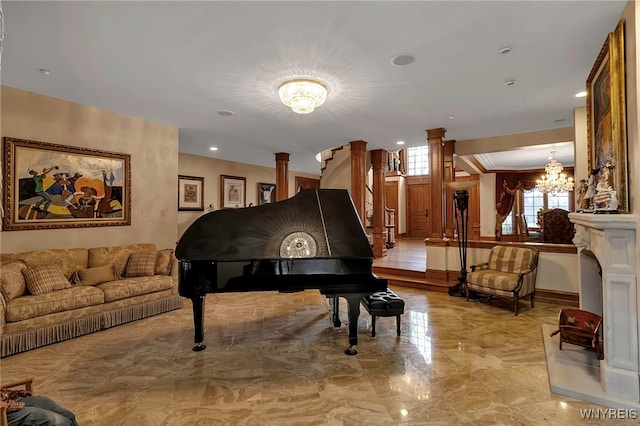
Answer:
[1, 1, 626, 175]
[473, 141, 575, 171]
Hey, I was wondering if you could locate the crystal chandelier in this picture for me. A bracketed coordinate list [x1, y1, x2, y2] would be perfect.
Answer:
[278, 79, 327, 114]
[535, 150, 574, 194]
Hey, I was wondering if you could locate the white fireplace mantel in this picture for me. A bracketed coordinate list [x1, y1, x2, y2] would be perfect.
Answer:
[568, 212, 639, 404]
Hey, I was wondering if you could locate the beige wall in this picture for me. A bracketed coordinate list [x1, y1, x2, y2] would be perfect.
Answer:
[319, 145, 351, 191]
[573, 106, 589, 211]
[1, 86, 179, 253]
[455, 127, 574, 156]
[479, 173, 497, 237]
[178, 152, 320, 238]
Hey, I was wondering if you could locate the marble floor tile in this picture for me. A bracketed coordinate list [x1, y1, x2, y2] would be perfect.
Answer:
[0, 286, 628, 425]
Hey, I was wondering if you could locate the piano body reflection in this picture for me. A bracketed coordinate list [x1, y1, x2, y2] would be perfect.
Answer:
[175, 189, 387, 355]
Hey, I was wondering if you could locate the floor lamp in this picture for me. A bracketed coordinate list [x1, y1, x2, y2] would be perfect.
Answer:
[447, 182, 474, 297]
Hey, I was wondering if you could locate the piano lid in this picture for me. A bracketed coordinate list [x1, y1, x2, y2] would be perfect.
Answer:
[175, 189, 373, 261]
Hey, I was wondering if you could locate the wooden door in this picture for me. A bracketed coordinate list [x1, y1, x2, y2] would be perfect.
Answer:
[407, 177, 430, 237]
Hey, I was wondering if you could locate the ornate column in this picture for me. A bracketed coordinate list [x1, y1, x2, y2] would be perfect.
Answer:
[443, 139, 456, 239]
[275, 152, 289, 201]
[350, 140, 367, 225]
[427, 127, 446, 240]
[370, 149, 387, 258]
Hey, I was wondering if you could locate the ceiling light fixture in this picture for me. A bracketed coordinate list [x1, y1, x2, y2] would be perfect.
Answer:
[575, 91, 587, 98]
[278, 79, 327, 114]
[209, 147, 218, 151]
[391, 55, 415, 66]
[504, 79, 517, 86]
[396, 141, 405, 145]
[535, 150, 574, 194]
[39, 68, 51, 76]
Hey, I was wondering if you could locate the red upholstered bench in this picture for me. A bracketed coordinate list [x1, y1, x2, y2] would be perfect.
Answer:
[361, 289, 405, 337]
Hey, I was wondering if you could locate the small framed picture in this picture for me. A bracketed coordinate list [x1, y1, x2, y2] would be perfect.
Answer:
[178, 175, 204, 211]
[221, 175, 246, 208]
[257, 183, 276, 205]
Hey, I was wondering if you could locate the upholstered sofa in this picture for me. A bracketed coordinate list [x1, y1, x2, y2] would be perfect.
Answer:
[0, 243, 184, 357]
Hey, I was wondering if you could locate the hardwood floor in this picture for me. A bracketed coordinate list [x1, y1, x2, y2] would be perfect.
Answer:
[372, 238, 426, 272]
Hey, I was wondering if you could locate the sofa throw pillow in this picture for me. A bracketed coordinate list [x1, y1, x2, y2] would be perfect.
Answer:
[75, 264, 117, 286]
[1, 261, 27, 300]
[22, 264, 72, 295]
[125, 251, 158, 277]
[155, 249, 174, 276]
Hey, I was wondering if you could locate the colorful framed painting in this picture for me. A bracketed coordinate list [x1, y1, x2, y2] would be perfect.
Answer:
[178, 175, 204, 211]
[586, 19, 628, 212]
[2, 137, 131, 231]
[220, 175, 246, 208]
[257, 183, 276, 205]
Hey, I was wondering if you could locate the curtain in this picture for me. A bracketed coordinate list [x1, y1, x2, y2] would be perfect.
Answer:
[495, 172, 540, 239]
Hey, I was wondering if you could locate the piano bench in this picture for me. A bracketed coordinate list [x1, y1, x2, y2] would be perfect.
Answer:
[361, 289, 405, 337]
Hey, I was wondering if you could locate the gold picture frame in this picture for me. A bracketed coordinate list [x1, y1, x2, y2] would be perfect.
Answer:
[178, 175, 204, 211]
[586, 19, 628, 212]
[220, 175, 246, 208]
[2, 137, 131, 230]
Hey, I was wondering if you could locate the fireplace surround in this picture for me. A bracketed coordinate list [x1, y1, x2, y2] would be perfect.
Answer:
[569, 213, 639, 405]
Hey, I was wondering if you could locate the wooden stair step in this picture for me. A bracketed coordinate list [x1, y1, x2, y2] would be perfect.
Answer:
[373, 271, 450, 294]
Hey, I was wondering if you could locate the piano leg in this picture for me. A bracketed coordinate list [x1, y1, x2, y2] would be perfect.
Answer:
[331, 296, 341, 328]
[191, 296, 207, 351]
[341, 293, 369, 356]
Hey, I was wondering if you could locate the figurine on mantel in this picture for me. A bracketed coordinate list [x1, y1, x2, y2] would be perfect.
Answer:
[583, 168, 598, 212]
[576, 179, 589, 211]
[594, 157, 619, 213]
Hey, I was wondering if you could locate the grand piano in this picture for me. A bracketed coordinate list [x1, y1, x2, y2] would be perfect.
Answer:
[175, 188, 388, 355]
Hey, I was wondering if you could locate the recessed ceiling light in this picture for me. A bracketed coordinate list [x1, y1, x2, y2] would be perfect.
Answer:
[391, 55, 414, 66]
[553, 118, 567, 123]
[448, 115, 455, 120]
[209, 147, 218, 151]
[396, 141, 405, 145]
[575, 91, 587, 98]
[218, 110, 234, 116]
[504, 79, 517, 86]
[315, 152, 322, 162]
[498, 47, 512, 55]
[39, 69, 51, 76]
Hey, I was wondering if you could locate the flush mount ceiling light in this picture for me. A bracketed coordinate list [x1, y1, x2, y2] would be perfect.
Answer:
[278, 79, 328, 114]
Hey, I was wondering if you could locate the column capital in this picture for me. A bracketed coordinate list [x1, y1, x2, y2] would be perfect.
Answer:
[426, 127, 446, 140]
[349, 140, 367, 151]
[370, 149, 387, 166]
[275, 152, 290, 161]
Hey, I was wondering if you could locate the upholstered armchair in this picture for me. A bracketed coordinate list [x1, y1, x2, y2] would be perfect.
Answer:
[465, 246, 539, 316]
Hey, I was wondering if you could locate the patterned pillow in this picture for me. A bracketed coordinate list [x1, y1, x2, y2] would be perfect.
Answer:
[155, 249, 174, 276]
[22, 264, 72, 295]
[74, 264, 117, 286]
[1, 261, 27, 300]
[125, 251, 158, 277]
